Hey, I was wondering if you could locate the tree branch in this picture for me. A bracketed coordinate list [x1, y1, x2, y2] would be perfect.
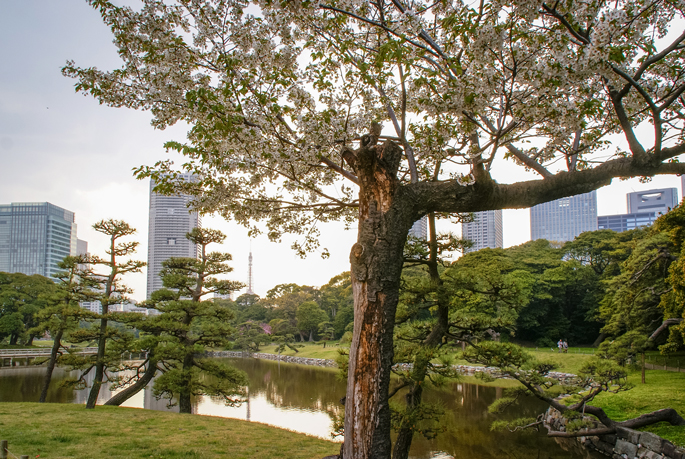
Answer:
[649, 318, 684, 341]
[505, 144, 553, 178]
[416, 155, 685, 215]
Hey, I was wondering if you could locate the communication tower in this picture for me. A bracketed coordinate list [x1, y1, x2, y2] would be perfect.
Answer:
[246, 243, 254, 295]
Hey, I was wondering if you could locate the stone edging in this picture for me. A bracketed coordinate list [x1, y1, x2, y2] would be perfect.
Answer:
[208, 351, 577, 383]
[544, 402, 685, 459]
[209, 351, 338, 368]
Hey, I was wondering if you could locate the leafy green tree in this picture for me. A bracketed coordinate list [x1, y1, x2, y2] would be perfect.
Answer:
[144, 228, 247, 413]
[66, 1, 685, 455]
[296, 301, 329, 342]
[30, 256, 97, 403]
[597, 330, 651, 383]
[235, 293, 260, 308]
[564, 229, 633, 277]
[387, 215, 533, 459]
[652, 204, 685, 351]
[319, 272, 353, 320]
[599, 231, 674, 339]
[333, 306, 354, 339]
[318, 321, 336, 344]
[0, 272, 55, 345]
[273, 333, 303, 354]
[233, 321, 269, 352]
[506, 239, 604, 346]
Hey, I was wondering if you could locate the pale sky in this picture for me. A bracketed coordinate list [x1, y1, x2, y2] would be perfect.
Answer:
[1, 1, 682, 301]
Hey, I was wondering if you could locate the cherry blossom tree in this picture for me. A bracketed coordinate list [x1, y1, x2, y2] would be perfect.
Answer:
[65, 0, 685, 457]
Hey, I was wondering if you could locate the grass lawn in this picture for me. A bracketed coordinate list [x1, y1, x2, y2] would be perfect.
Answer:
[592, 369, 685, 447]
[258, 341, 347, 360]
[0, 403, 339, 459]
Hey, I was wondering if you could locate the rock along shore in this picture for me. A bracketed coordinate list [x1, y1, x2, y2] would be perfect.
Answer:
[208, 350, 577, 383]
[544, 397, 685, 459]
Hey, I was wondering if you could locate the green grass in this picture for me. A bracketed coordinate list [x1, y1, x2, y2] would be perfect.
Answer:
[0, 403, 339, 459]
[592, 369, 685, 447]
[258, 341, 348, 360]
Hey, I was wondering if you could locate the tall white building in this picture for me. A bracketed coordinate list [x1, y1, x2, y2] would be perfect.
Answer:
[146, 174, 201, 298]
[530, 191, 598, 243]
[461, 210, 503, 253]
[409, 215, 428, 240]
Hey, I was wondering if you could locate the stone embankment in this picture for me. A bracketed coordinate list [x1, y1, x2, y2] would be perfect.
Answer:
[208, 351, 577, 383]
[210, 351, 338, 368]
[544, 402, 685, 459]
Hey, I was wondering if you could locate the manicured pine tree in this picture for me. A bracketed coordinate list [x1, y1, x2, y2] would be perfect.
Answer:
[62, 220, 145, 409]
[144, 228, 248, 414]
[31, 255, 97, 403]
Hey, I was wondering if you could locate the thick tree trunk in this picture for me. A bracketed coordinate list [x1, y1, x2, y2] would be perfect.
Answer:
[179, 353, 194, 414]
[86, 312, 108, 409]
[342, 139, 416, 459]
[9, 333, 18, 345]
[39, 329, 63, 403]
[104, 358, 158, 406]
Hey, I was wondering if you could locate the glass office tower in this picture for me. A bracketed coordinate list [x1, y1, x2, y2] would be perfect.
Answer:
[530, 191, 598, 243]
[462, 210, 503, 253]
[409, 215, 428, 240]
[0, 202, 78, 278]
[146, 174, 201, 298]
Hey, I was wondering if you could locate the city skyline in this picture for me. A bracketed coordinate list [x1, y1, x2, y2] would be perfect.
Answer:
[1, 2, 684, 300]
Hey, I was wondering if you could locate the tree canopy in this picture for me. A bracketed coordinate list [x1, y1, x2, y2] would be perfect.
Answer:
[0, 272, 55, 346]
[65, 1, 685, 457]
[67, 0, 685, 240]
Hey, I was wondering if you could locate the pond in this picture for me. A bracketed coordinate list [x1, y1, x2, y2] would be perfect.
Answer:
[0, 357, 601, 459]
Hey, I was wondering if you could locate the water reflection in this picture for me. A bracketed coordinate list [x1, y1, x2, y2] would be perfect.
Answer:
[0, 358, 602, 459]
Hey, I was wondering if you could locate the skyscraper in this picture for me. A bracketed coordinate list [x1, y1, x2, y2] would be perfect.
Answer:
[462, 210, 503, 253]
[146, 174, 201, 298]
[0, 202, 78, 279]
[597, 212, 658, 232]
[626, 188, 678, 216]
[597, 187, 679, 233]
[530, 191, 598, 243]
[409, 215, 428, 240]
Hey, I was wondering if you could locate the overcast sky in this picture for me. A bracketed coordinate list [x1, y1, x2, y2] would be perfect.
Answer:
[1, 1, 682, 301]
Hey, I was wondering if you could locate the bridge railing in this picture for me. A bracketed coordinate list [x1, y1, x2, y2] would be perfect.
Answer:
[0, 347, 99, 358]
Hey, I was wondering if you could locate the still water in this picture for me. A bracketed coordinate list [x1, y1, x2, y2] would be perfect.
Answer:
[0, 358, 600, 459]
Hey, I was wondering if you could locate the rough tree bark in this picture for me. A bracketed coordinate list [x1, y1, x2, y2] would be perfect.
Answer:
[39, 329, 63, 403]
[342, 138, 417, 459]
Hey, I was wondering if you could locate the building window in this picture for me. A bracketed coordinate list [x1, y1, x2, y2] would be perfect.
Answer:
[167, 238, 176, 245]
